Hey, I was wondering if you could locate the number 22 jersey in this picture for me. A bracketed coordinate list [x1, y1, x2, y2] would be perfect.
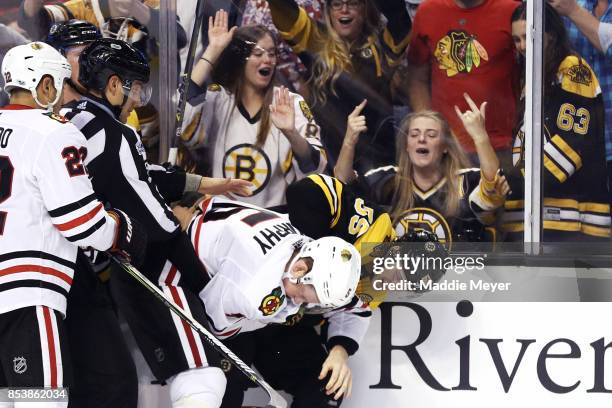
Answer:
[0, 106, 118, 315]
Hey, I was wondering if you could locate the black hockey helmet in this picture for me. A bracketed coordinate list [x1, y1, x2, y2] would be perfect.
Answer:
[46, 20, 101, 55]
[79, 38, 150, 93]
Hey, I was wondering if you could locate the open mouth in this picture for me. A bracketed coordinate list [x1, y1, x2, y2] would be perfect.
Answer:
[416, 148, 430, 155]
[338, 17, 354, 26]
[258, 67, 272, 77]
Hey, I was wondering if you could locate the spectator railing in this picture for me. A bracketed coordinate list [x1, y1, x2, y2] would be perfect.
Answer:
[524, 0, 544, 252]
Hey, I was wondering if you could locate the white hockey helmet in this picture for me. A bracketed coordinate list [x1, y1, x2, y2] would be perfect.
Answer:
[289, 237, 361, 309]
[2, 42, 72, 109]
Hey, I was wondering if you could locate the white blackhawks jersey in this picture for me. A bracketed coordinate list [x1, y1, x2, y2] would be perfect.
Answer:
[183, 85, 327, 207]
[0, 106, 118, 316]
[182, 197, 371, 348]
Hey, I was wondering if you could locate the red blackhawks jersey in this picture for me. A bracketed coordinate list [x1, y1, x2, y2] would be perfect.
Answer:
[182, 197, 370, 347]
[0, 106, 118, 316]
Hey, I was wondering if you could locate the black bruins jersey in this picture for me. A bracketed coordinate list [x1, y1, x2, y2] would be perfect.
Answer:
[286, 174, 396, 307]
[286, 174, 395, 251]
[363, 166, 505, 248]
[503, 56, 610, 241]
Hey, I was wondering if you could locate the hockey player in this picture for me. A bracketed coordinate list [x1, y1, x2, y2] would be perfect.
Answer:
[46, 22, 144, 407]
[46, 19, 102, 104]
[172, 196, 367, 407]
[46, 19, 149, 141]
[62, 38, 251, 408]
[0, 42, 145, 406]
[286, 173, 395, 307]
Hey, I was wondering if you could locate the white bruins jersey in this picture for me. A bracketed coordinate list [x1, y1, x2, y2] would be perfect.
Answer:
[0, 106, 117, 316]
[183, 85, 327, 207]
[186, 197, 371, 347]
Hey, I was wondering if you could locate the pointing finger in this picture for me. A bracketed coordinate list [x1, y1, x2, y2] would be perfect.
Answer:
[350, 99, 368, 117]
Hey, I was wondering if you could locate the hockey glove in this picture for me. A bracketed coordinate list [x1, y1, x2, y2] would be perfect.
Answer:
[108, 209, 148, 267]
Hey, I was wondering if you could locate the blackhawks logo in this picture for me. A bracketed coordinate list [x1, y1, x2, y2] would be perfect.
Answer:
[434, 30, 489, 77]
[258, 286, 285, 316]
[43, 112, 69, 123]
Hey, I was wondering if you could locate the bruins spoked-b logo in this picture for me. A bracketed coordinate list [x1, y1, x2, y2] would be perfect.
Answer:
[567, 64, 592, 86]
[434, 30, 489, 77]
[394, 207, 453, 248]
[223, 143, 271, 195]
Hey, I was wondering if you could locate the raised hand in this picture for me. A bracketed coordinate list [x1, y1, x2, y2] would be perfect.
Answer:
[208, 9, 237, 55]
[270, 86, 296, 134]
[344, 99, 368, 148]
[547, 0, 580, 16]
[455, 93, 488, 144]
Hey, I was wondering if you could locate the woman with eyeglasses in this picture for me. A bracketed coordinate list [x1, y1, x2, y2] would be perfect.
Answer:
[268, 0, 412, 175]
[502, 3, 610, 242]
[185, 10, 327, 208]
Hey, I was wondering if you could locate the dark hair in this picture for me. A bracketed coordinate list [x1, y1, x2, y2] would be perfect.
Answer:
[211, 25, 277, 147]
[511, 2, 580, 97]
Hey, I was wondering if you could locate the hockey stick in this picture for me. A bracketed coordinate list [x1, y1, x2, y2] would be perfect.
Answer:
[168, 0, 208, 165]
[109, 255, 288, 408]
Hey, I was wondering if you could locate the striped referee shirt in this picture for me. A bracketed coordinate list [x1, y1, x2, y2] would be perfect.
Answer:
[62, 97, 183, 242]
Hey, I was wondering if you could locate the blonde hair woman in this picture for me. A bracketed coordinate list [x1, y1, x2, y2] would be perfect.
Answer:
[335, 94, 509, 245]
[268, 0, 411, 174]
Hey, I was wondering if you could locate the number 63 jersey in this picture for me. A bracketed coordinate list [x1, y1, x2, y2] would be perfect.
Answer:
[504, 56, 611, 240]
[0, 106, 117, 316]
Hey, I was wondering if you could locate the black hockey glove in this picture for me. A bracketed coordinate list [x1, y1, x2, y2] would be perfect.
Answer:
[108, 209, 148, 268]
